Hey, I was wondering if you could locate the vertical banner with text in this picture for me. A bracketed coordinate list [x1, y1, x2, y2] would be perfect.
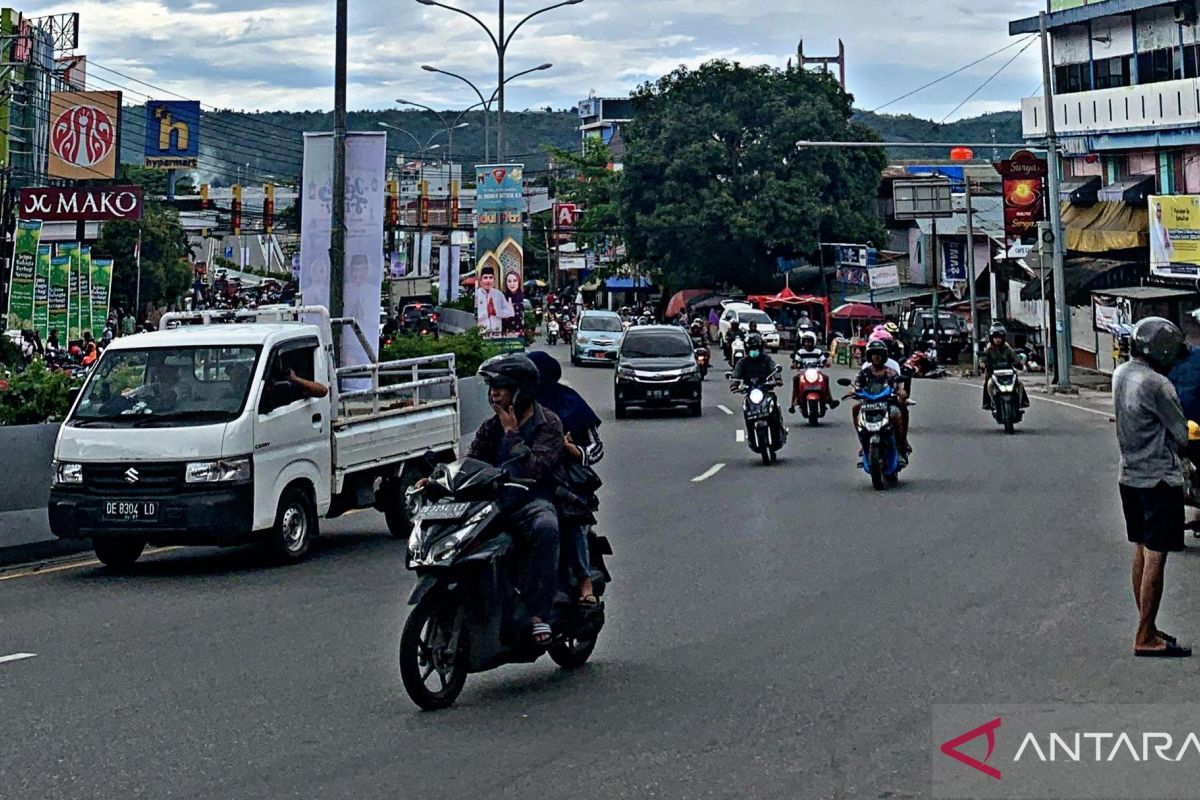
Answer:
[5, 219, 42, 331]
[995, 150, 1048, 259]
[60, 242, 81, 340]
[474, 164, 524, 337]
[33, 245, 50, 340]
[90, 258, 113, 332]
[300, 132, 386, 378]
[78, 245, 92, 337]
[48, 254, 70, 342]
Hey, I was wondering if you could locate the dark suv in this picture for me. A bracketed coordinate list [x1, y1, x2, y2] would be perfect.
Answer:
[614, 325, 702, 419]
[905, 308, 968, 362]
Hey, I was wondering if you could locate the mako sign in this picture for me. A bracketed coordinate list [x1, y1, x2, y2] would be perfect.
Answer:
[18, 186, 143, 222]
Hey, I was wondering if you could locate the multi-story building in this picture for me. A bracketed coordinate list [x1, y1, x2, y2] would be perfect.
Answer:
[577, 93, 632, 168]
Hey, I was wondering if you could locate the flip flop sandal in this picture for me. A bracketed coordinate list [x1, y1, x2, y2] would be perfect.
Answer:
[531, 622, 552, 646]
[1160, 632, 1179, 645]
[579, 594, 599, 609]
[1135, 641, 1192, 658]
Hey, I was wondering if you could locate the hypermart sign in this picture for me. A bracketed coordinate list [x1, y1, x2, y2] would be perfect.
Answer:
[18, 186, 144, 222]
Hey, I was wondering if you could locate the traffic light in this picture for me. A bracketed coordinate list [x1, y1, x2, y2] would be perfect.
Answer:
[231, 184, 242, 236]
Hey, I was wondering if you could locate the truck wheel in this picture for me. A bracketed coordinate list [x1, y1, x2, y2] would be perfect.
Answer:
[93, 538, 145, 570]
[267, 486, 317, 563]
[385, 467, 423, 539]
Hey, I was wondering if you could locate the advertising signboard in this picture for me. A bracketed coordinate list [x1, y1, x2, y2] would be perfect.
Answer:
[33, 246, 49, 340]
[869, 263, 900, 290]
[48, 254, 70, 342]
[996, 150, 1047, 258]
[144, 100, 200, 169]
[300, 132, 386, 378]
[78, 245, 92, 337]
[5, 219, 42, 331]
[942, 240, 968, 282]
[19, 186, 143, 222]
[474, 164, 525, 338]
[48, 90, 121, 179]
[90, 258, 113, 333]
[60, 242, 80, 340]
[1149, 195, 1200, 279]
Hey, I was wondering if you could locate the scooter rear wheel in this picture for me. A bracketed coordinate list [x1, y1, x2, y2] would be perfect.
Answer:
[399, 592, 468, 711]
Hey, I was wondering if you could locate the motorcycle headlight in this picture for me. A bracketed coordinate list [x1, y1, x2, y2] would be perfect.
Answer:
[424, 507, 493, 563]
[53, 461, 83, 485]
[748, 388, 765, 404]
[804, 369, 820, 382]
[185, 457, 251, 484]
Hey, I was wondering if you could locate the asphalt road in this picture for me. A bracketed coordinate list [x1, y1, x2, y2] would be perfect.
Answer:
[2, 348, 1197, 800]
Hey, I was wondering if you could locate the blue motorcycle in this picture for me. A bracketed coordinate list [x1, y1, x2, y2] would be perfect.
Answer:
[839, 378, 904, 490]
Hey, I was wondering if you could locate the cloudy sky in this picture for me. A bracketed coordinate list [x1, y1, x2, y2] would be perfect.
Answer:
[26, 0, 1047, 120]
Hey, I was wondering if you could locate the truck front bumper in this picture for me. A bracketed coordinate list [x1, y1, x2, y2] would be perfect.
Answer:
[49, 485, 256, 544]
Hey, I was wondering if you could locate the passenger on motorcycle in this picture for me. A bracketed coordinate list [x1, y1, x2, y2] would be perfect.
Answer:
[982, 324, 1029, 410]
[852, 340, 911, 464]
[723, 320, 744, 363]
[789, 330, 839, 412]
[730, 333, 780, 387]
[467, 354, 564, 646]
[527, 351, 603, 609]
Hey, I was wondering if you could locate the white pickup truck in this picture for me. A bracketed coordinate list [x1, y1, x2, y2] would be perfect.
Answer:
[48, 306, 460, 568]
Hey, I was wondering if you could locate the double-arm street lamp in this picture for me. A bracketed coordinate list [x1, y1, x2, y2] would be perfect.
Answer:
[413, 0, 582, 160]
[420, 62, 552, 162]
[376, 121, 448, 160]
[386, 107, 470, 161]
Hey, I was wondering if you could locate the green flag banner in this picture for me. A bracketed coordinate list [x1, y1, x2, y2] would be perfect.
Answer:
[5, 219, 42, 331]
[48, 254, 70, 344]
[33, 244, 49, 340]
[60, 242, 81, 341]
[90, 258, 113, 334]
[78, 245, 92, 338]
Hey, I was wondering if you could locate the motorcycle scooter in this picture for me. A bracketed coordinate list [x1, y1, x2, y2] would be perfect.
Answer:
[730, 366, 787, 465]
[399, 458, 613, 710]
[987, 368, 1024, 434]
[838, 377, 905, 490]
[790, 352, 830, 426]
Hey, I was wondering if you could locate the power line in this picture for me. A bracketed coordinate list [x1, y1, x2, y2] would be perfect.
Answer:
[939, 37, 1039, 124]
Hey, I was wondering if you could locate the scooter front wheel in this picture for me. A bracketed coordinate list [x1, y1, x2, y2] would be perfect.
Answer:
[869, 442, 885, 490]
[399, 592, 468, 711]
[549, 635, 598, 669]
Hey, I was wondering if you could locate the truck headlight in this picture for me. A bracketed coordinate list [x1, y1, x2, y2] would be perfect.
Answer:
[53, 461, 83, 485]
[185, 457, 251, 484]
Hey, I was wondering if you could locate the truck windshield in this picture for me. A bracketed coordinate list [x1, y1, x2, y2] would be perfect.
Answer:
[70, 346, 261, 427]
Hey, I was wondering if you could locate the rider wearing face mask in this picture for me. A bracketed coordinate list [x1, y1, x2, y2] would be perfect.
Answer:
[730, 332, 778, 385]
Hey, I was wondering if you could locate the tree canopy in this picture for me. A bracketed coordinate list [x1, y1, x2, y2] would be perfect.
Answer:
[618, 61, 887, 291]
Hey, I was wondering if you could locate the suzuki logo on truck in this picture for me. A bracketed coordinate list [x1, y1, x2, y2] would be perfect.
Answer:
[124, 468, 140, 484]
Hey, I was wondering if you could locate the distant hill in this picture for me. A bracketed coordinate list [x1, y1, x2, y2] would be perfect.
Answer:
[119, 107, 1023, 187]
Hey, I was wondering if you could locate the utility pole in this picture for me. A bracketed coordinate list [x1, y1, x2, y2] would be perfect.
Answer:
[965, 176, 979, 375]
[497, 0, 507, 161]
[1040, 10, 1071, 388]
[329, 0, 348, 324]
[930, 217, 939, 321]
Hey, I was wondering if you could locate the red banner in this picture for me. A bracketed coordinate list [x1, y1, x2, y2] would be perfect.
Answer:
[995, 150, 1047, 255]
[18, 186, 143, 221]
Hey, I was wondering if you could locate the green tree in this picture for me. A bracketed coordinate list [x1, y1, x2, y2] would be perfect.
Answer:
[619, 61, 887, 292]
[544, 138, 623, 257]
[94, 206, 194, 315]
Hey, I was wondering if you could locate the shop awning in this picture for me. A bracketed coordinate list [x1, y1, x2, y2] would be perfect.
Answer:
[1060, 201, 1148, 253]
[1019, 257, 1143, 305]
[844, 286, 935, 305]
[1060, 176, 1101, 205]
[1098, 174, 1155, 204]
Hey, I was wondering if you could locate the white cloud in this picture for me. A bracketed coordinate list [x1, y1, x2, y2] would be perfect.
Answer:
[19, 0, 1049, 119]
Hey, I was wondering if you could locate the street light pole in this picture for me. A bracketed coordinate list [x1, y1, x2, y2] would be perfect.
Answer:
[1040, 10, 1071, 389]
[330, 0, 348, 323]
[421, 62, 552, 163]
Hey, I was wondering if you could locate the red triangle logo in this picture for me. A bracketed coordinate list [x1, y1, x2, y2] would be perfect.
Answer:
[939, 717, 1002, 781]
[492, 168, 507, 184]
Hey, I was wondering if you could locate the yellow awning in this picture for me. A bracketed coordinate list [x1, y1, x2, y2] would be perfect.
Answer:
[1060, 200, 1148, 252]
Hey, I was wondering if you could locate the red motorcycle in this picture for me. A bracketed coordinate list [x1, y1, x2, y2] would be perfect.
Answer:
[791, 353, 830, 427]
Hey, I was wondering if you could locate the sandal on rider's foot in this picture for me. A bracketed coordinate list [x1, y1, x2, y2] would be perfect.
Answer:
[531, 622, 552, 646]
[1135, 640, 1192, 657]
[579, 594, 599, 609]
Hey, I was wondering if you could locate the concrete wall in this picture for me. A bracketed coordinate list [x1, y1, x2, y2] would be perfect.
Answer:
[438, 307, 477, 334]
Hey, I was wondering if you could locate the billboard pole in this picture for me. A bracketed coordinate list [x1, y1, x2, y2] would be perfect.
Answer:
[1040, 10, 1071, 389]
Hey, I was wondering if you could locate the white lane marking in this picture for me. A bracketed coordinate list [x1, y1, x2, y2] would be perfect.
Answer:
[0, 653, 36, 665]
[691, 463, 726, 483]
[717, 404, 734, 416]
[736, 429, 746, 443]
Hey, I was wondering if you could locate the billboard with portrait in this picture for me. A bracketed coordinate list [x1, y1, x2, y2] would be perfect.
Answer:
[474, 164, 524, 337]
[1149, 194, 1200, 279]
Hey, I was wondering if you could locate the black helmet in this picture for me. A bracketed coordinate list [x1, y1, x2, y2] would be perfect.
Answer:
[745, 332, 765, 351]
[1131, 316, 1184, 371]
[865, 340, 889, 360]
[477, 353, 540, 408]
[989, 324, 1007, 341]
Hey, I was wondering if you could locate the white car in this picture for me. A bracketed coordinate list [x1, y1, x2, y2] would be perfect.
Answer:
[718, 305, 781, 352]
